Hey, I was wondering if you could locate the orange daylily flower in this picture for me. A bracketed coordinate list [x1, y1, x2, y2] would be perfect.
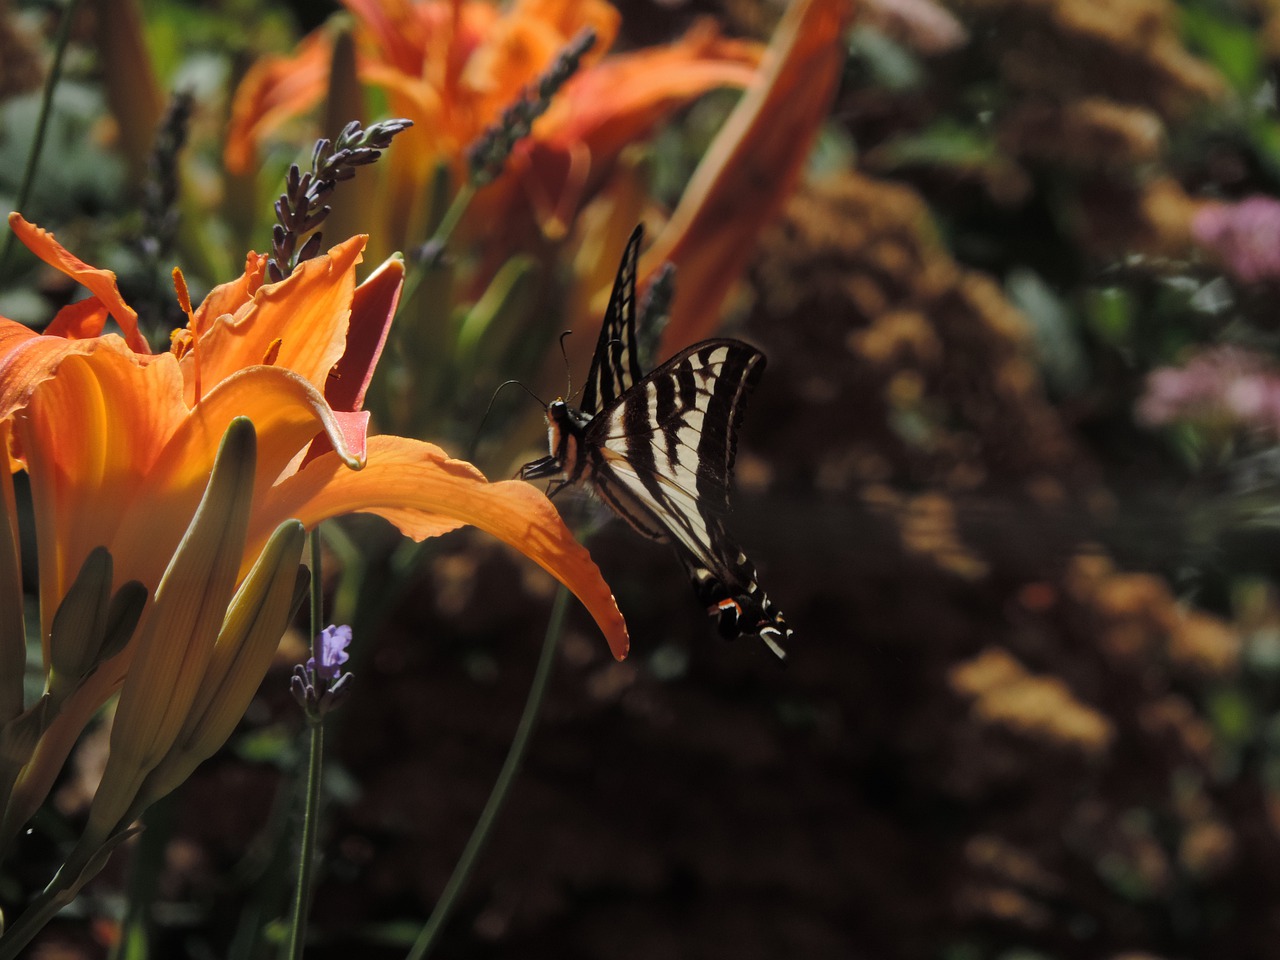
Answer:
[225, 0, 761, 244]
[0, 213, 628, 835]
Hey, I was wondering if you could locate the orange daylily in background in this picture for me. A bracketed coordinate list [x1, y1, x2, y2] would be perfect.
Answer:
[0, 213, 628, 835]
[555, 0, 852, 385]
[643, 0, 854, 350]
[225, 0, 761, 246]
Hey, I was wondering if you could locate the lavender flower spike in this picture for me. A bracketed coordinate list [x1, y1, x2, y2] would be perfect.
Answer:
[292, 624, 354, 716]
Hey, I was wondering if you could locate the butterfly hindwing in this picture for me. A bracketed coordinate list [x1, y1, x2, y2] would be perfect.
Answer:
[579, 224, 643, 416]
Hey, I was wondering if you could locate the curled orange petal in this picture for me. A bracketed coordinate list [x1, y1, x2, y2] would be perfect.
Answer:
[260, 436, 631, 659]
[8, 214, 149, 354]
[44, 298, 110, 341]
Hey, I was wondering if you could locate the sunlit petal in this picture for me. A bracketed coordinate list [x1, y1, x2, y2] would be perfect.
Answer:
[182, 236, 366, 402]
[259, 435, 631, 659]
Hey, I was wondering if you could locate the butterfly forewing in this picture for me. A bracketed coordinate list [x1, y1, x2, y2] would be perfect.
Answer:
[589, 341, 763, 542]
[579, 225, 643, 416]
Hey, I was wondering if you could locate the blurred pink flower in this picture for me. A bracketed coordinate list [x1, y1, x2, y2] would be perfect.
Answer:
[1138, 345, 1280, 434]
[860, 0, 968, 54]
[1192, 196, 1280, 284]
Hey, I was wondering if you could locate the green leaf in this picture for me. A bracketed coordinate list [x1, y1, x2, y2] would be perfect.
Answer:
[1006, 268, 1088, 395]
[871, 121, 995, 170]
[1083, 286, 1134, 347]
[1180, 3, 1261, 93]
[847, 26, 924, 92]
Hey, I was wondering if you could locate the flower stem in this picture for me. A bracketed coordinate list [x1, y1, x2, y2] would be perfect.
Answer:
[405, 584, 570, 960]
[281, 531, 327, 960]
[0, 0, 86, 273]
[432, 183, 475, 254]
[0, 879, 77, 960]
[400, 182, 476, 312]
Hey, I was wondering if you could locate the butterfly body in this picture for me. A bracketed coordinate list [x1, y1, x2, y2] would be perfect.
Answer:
[518, 227, 792, 658]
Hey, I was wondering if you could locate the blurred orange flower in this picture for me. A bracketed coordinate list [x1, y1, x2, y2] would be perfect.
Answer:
[641, 0, 854, 349]
[225, 0, 761, 242]
[0, 213, 628, 837]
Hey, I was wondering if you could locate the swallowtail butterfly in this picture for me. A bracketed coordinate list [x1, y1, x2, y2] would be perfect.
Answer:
[518, 226, 792, 658]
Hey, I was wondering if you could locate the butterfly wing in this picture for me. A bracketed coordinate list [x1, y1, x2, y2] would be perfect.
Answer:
[584, 339, 792, 655]
[579, 224, 644, 416]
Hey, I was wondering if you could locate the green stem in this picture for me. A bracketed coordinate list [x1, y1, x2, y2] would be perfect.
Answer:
[0, 880, 77, 960]
[405, 585, 570, 960]
[398, 182, 476, 312]
[0, 827, 127, 960]
[0, 0, 86, 273]
[309, 528, 324, 646]
[281, 531, 327, 960]
[431, 183, 475, 253]
[282, 719, 323, 960]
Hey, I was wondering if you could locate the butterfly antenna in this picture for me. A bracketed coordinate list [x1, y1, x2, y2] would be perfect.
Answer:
[468, 379, 546, 462]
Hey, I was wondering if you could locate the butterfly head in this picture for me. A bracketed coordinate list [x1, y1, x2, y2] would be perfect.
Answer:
[547, 398, 593, 431]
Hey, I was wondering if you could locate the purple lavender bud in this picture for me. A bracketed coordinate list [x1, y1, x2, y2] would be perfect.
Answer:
[290, 666, 314, 709]
[306, 624, 352, 681]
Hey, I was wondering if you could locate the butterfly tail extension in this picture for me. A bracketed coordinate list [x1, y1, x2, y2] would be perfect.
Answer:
[683, 550, 792, 658]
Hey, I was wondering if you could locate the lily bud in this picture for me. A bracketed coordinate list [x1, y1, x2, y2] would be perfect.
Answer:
[95, 581, 149, 669]
[46, 548, 114, 706]
[82, 417, 258, 846]
[0, 696, 49, 824]
[128, 519, 307, 816]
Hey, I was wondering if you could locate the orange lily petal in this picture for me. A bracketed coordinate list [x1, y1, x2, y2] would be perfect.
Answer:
[183, 236, 366, 404]
[107, 366, 362, 587]
[224, 29, 333, 175]
[537, 20, 760, 157]
[516, 20, 761, 237]
[302, 252, 405, 466]
[191, 252, 269, 330]
[642, 0, 853, 349]
[259, 435, 631, 659]
[45, 298, 111, 341]
[330, 253, 403, 413]
[14, 345, 186, 637]
[511, 0, 620, 54]
[344, 0, 432, 77]
[8, 214, 149, 354]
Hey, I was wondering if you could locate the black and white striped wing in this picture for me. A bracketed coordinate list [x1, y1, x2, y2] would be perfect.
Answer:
[584, 339, 792, 656]
[579, 224, 644, 416]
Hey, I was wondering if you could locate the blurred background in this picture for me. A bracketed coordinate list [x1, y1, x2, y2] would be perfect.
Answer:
[6, 0, 1280, 956]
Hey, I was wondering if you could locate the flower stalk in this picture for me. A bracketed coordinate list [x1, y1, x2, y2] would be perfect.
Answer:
[407, 585, 571, 960]
[0, 0, 86, 273]
[282, 538, 345, 960]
